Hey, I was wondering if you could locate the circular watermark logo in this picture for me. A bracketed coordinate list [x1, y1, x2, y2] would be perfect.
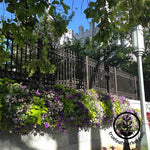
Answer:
[113, 112, 141, 140]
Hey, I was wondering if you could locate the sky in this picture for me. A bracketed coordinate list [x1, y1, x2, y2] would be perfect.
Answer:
[63, 0, 93, 34]
[0, 0, 95, 34]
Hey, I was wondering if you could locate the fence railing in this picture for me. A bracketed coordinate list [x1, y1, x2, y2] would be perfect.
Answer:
[0, 38, 138, 99]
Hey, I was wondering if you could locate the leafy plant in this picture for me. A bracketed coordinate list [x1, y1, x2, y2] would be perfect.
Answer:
[0, 78, 140, 134]
[0, 34, 10, 65]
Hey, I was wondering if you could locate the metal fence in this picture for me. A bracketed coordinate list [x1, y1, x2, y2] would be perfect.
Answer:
[0, 38, 138, 99]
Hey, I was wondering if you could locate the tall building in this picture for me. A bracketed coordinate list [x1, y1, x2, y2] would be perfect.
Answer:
[74, 22, 99, 43]
[59, 29, 74, 45]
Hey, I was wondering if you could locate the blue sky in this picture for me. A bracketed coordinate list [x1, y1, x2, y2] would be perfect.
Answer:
[0, 0, 94, 34]
[64, 0, 93, 34]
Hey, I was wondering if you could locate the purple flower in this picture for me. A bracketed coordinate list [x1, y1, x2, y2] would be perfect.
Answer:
[61, 112, 64, 116]
[76, 93, 82, 98]
[117, 121, 121, 124]
[69, 94, 72, 98]
[21, 86, 27, 90]
[111, 98, 115, 103]
[70, 117, 74, 121]
[62, 130, 66, 134]
[55, 97, 58, 100]
[29, 93, 32, 97]
[21, 125, 25, 128]
[16, 127, 20, 131]
[36, 91, 40, 95]
[96, 122, 100, 126]
[50, 122, 54, 125]
[126, 109, 131, 112]
[103, 95, 110, 100]
[45, 123, 49, 128]
[83, 108, 88, 114]
[59, 127, 62, 130]
[122, 101, 126, 104]
[44, 114, 47, 117]
[77, 101, 84, 107]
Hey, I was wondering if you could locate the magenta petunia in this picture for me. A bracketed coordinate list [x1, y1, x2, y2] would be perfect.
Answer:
[21, 86, 27, 90]
[36, 91, 40, 95]
[45, 123, 49, 128]
[55, 97, 58, 100]
[96, 122, 100, 126]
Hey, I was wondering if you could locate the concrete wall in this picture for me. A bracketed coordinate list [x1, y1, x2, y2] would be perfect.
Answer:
[0, 100, 150, 150]
[0, 127, 130, 150]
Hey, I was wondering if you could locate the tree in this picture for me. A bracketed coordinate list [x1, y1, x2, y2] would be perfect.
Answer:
[0, 0, 74, 76]
[0, 0, 71, 46]
[84, 0, 150, 46]
[0, 34, 10, 65]
[119, 27, 150, 81]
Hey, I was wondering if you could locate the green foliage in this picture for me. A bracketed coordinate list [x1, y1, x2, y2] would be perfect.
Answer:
[0, 0, 73, 76]
[0, 34, 10, 65]
[84, 0, 150, 46]
[22, 10, 73, 76]
[27, 97, 48, 125]
[0, 78, 14, 100]
[120, 53, 150, 81]
[25, 58, 56, 77]
[0, 0, 71, 46]
[0, 79, 139, 134]
[114, 99, 121, 115]
[64, 35, 132, 69]
[0, 78, 14, 129]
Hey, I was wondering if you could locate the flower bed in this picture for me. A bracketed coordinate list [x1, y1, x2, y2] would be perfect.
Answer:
[0, 78, 140, 135]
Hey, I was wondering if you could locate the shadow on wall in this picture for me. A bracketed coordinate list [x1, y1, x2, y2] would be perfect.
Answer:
[0, 126, 103, 150]
[0, 131, 37, 150]
[91, 127, 102, 150]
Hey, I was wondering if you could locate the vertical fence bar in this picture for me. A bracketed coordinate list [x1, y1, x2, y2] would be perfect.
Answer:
[25, 43, 27, 75]
[86, 56, 89, 89]
[5, 38, 8, 77]
[114, 67, 118, 95]
[20, 47, 23, 75]
[15, 44, 19, 79]
[0, 39, 139, 99]
[10, 40, 13, 74]
[69, 50, 71, 85]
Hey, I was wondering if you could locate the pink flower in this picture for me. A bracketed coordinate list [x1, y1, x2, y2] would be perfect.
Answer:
[21, 86, 27, 90]
[45, 123, 49, 128]
[97, 122, 100, 126]
[36, 91, 40, 95]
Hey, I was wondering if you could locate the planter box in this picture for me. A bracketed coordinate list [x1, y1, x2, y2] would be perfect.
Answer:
[0, 126, 137, 150]
[0, 99, 149, 150]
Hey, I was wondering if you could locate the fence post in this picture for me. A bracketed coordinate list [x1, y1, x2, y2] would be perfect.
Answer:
[104, 65, 110, 93]
[86, 56, 89, 89]
[114, 67, 118, 95]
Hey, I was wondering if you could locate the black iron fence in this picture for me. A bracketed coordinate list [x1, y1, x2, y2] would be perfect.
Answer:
[0, 38, 138, 99]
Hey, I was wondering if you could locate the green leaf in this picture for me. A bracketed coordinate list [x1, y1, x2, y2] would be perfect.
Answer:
[52, 0, 59, 5]
[141, 0, 145, 5]
[49, 6, 55, 17]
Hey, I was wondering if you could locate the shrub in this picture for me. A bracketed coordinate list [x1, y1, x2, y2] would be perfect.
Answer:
[0, 78, 140, 134]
